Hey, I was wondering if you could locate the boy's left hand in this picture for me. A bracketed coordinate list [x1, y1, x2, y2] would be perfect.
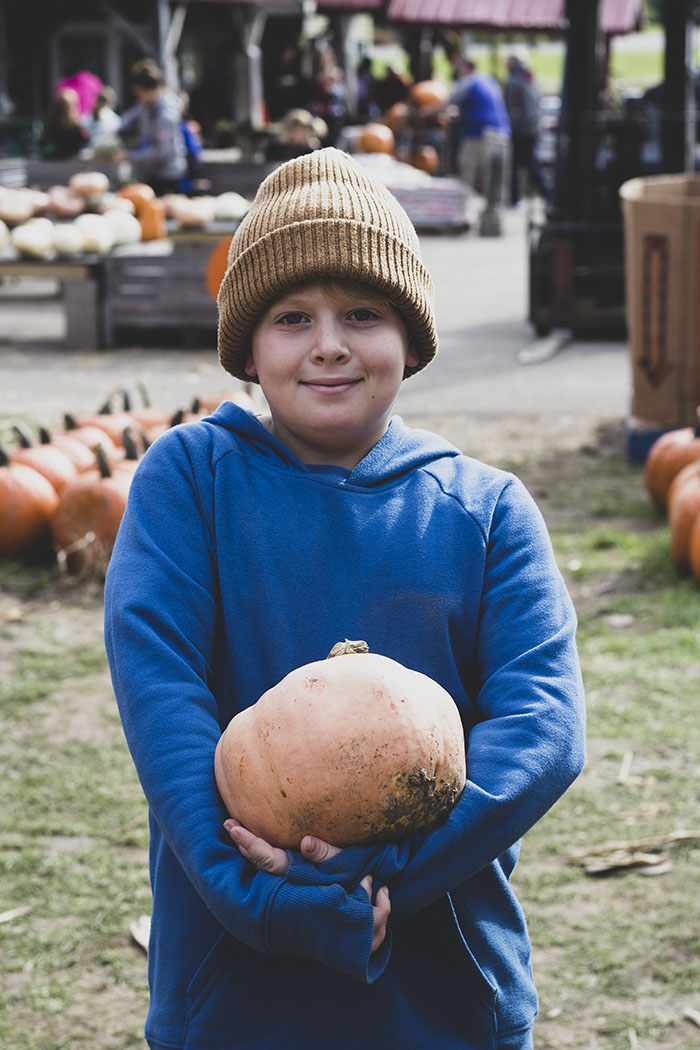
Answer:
[223, 819, 391, 954]
[223, 818, 341, 875]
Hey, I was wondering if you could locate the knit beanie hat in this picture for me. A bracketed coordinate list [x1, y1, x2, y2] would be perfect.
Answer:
[217, 147, 437, 382]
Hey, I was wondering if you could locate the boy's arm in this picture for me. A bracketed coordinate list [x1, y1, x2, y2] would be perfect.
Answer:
[104, 435, 385, 983]
[285, 477, 586, 916]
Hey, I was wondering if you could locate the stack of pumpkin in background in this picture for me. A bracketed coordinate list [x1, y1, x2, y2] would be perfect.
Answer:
[644, 408, 700, 582]
[0, 172, 250, 258]
[0, 385, 255, 575]
[356, 79, 451, 176]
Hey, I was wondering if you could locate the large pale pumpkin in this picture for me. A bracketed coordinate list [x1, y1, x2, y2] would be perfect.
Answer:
[215, 640, 466, 849]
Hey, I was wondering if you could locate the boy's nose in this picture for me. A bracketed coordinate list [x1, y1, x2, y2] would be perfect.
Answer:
[311, 321, 350, 363]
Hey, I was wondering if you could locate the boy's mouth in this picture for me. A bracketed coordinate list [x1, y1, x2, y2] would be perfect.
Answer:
[300, 378, 362, 392]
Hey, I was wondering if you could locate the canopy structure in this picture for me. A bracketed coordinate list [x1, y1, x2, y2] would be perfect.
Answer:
[384, 0, 643, 35]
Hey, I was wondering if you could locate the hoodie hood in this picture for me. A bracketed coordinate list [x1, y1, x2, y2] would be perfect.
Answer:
[203, 400, 461, 488]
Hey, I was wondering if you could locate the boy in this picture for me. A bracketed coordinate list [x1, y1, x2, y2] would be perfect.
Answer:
[104, 147, 585, 1050]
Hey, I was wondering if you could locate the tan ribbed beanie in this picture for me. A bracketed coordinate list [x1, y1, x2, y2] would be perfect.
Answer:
[217, 148, 437, 382]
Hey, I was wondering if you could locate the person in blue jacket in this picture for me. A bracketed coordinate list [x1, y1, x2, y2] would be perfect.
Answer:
[104, 147, 586, 1050]
[450, 57, 511, 233]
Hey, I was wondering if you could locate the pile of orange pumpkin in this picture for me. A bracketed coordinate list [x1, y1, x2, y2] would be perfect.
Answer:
[0, 385, 255, 574]
[644, 408, 700, 581]
[356, 79, 450, 176]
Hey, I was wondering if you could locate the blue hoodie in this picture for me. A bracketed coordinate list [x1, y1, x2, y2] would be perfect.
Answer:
[104, 402, 585, 1050]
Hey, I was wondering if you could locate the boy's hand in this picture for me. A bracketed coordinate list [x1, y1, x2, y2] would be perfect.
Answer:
[223, 819, 391, 952]
[224, 818, 290, 875]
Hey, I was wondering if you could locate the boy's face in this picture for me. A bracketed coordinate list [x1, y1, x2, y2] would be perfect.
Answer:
[246, 281, 419, 469]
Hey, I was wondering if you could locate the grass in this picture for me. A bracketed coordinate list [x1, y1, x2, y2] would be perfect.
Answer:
[1, 418, 700, 1047]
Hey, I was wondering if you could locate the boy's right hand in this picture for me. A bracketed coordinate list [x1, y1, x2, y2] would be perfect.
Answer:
[224, 820, 391, 953]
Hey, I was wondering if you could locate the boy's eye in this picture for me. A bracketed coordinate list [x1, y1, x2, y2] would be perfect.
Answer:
[347, 307, 379, 322]
[277, 311, 307, 326]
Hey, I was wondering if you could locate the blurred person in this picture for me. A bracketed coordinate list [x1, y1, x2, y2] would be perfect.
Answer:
[41, 87, 89, 158]
[504, 56, 550, 206]
[355, 56, 380, 121]
[450, 57, 510, 232]
[88, 86, 121, 149]
[311, 46, 347, 145]
[119, 59, 188, 195]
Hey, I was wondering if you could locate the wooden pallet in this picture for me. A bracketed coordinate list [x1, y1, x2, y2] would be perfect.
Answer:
[101, 239, 220, 346]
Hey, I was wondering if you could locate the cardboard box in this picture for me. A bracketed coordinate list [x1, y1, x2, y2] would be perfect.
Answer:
[620, 174, 700, 429]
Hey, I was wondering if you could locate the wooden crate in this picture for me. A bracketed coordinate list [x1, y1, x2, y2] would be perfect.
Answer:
[101, 238, 223, 345]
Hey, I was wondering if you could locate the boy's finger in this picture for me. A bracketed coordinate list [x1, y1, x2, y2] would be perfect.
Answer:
[360, 874, 374, 899]
[299, 835, 342, 863]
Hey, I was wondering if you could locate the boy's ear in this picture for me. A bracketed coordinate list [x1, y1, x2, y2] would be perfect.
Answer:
[406, 343, 420, 370]
[243, 353, 258, 379]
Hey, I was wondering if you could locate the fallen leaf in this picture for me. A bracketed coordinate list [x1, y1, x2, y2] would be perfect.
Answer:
[129, 914, 151, 954]
[0, 905, 33, 924]
[683, 1007, 700, 1028]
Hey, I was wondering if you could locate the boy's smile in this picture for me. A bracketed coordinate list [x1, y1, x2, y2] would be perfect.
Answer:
[245, 281, 419, 470]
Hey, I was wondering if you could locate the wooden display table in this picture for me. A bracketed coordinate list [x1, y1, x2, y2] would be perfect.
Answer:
[0, 249, 103, 347]
[0, 223, 238, 350]
[100, 223, 237, 347]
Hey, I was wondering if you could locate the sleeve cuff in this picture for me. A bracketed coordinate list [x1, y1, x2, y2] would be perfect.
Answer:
[267, 877, 391, 984]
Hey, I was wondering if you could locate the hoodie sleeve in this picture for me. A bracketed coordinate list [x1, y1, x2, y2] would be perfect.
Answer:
[287, 475, 586, 915]
[104, 433, 381, 982]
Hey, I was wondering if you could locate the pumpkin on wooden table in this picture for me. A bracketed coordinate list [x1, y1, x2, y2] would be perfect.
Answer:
[644, 409, 700, 511]
[68, 171, 111, 200]
[410, 145, 439, 174]
[0, 446, 59, 560]
[9, 422, 78, 493]
[215, 639, 466, 849]
[358, 123, 395, 155]
[116, 182, 155, 215]
[409, 80, 449, 110]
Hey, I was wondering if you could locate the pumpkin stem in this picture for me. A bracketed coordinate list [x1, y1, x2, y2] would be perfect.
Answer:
[0, 446, 9, 468]
[190, 397, 201, 414]
[137, 381, 152, 408]
[64, 413, 78, 431]
[695, 407, 700, 437]
[327, 639, 370, 659]
[12, 422, 34, 449]
[169, 408, 185, 427]
[121, 388, 133, 412]
[122, 427, 140, 461]
[94, 444, 113, 478]
[39, 426, 52, 445]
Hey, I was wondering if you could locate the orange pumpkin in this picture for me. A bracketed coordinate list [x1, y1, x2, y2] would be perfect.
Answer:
[215, 640, 466, 849]
[116, 182, 156, 216]
[644, 412, 700, 511]
[410, 145, 440, 174]
[137, 197, 167, 241]
[40, 426, 98, 473]
[0, 446, 60, 560]
[71, 403, 141, 448]
[9, 423, 78, 493]
[382, 101, 410, 133]
[409, 80, 449, 110]
[689, 514, 700, 584]
[358, 122, 395, 155]
[61, 414, 118, 457]
[51, 445, 132, 573]
[667, 461, 700, 571]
